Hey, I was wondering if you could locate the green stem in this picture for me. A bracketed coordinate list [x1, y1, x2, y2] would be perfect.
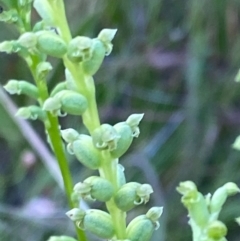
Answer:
[26, 55, 87, 241]
[99, 157, 127, 239]
[50, 1, 127, 238]
[17, 4, 86, 241]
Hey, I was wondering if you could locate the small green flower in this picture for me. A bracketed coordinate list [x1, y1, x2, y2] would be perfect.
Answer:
[4, 80, 39, 99]
[74, 176, 114, 202]
[36, 31, 67, 58]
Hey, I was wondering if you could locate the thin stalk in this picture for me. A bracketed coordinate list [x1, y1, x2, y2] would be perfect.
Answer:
[99, 157, 127, 239]
[12, 3, 87, 241]
[25, 55, 87, 241]
[51, 2, 128, 238]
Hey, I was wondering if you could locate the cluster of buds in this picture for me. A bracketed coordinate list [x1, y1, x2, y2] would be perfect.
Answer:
[0, 1, 163, 241]
[177, 181, 240, 241]
[62, 114, 162, 240]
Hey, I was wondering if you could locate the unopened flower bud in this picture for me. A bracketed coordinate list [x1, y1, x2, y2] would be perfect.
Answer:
[82, 39, 106, 76]
[210, 182, 240, 215]
[98, 29, 117, 44]
[146, 207, 163, 223]
[61, 128, 80, 143]
[71, 135, 101, 170]
[126, 113, 144, 137]
[126, 207, 163, 241]
[176, 181, 198, 200]
[16, 105, 46, 121]
[92, 124, 120, 150]
[207, 220, 227, 240]
[80, 209, 115, 239]
[223, 182, 240, 195]
[57, 90, 88, 116]
[17, 32, 37, 49]
[4, 80, 39, 99]
[36, 31, 67, 58]
[75, 176, 114, 202]
[97, 28, 117, 56]
[42, 97, 62, 115]
[67, 36, 93, 63]
[36, 61, 53, 80]
[66, 208, 85, 222]
[177, 181, 209, 227]
[110, 122, 133, 158]
[48, 236, 77, 241]
[114, 182, 153, 211]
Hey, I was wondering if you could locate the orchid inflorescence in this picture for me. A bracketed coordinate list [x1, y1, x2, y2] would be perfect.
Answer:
[1, 1, 239, 241]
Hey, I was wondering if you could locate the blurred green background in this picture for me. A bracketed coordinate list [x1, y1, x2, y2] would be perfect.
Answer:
[0, 0, 240, 240]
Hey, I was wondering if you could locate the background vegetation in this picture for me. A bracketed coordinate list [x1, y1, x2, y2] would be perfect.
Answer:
[0, 0, 240, 240]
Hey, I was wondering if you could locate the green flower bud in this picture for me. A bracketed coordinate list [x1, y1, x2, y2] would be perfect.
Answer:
[98, 29, 117, 44]
[36, 31, 67, 58]
[17, 32, 37, 49]
[126, 207, 163, 241]
[67, 36, 93, 63]
[224, 182, 240, 195]
[97, 28, 117, 56]
[116, 164, 126, 187]
[176, 181, 198, 200]
[126, 210, 161, 241]
[74, 176, 114, 202]
[114, 182, 153, 211]
[110, 122, 133, 158]
[0, 41, 14, 54]
[82, 39, 106, 76]
[92, 124, 120, 150]
[36, 62, 53, 80]
[48, 236, 77, 241]
[207, 221, 227, 240]
[61, 128, 80, 143]
[66, 208, 86, 222]
[71, 135, 101, 170]
[4, 80, 39, 99]
[146, 207, 163, 224]
[16, 105, 46, 121]
[42, 96, 62, 116]
[43, 90, 88, 116]
[80, 209, 115, 239]
[126, 113, 144, 137]
[126, 218, 155, 241]
[57, 90, 88, 116]
[50, 82, 67, 97]
[210, 182, 240, 215]
[177, 181, 209, 227]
